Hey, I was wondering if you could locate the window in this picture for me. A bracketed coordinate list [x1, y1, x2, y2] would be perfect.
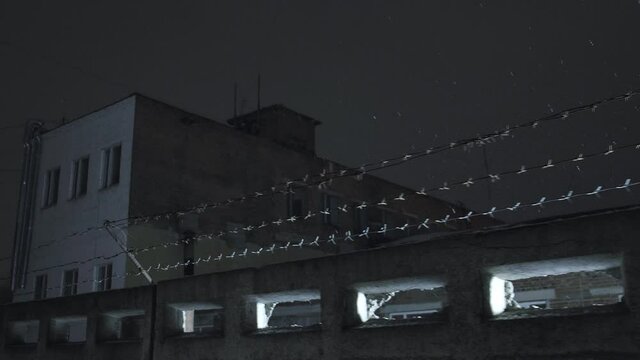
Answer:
[349, 276, 447, 326]
[97, 310, 145, 342]
[70, 156, 89, 199]
[183, 232, 195, 276]
[165, 303, 223, 337]
[246, 290, 321, 331]
[101, 144, 121, 189]
[49, 316, 87, 344]
[34, 274, 48, 300]
[94, 263, 113, 291]
[42, 167, 60, 207]
[322, 193, 339, 225]
[6, 320, 39, 345]
[486, 253, 625, 319]
[62, 268, 78, 296]
[286, 191, 305, 218]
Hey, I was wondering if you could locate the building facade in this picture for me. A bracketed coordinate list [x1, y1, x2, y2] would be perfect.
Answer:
[11, 94, 491, 302]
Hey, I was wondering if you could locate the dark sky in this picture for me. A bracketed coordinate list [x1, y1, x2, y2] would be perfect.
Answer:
[2, 0, 640, 266]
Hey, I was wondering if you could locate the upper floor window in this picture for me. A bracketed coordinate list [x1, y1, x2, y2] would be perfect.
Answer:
[101, 144, 121, 189]
[34, 274, 48, 300]
[42, 167, 60, 208]
[322, 193, 340, 226]
[94, 263, 113, 291]
[286, 190, 305, 218]
[70, 156, 89, 199]
[62, 268, 79, 296]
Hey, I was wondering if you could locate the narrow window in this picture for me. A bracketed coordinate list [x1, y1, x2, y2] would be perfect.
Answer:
[63, 268, 79, 296]
[110, 145, 121, 185]
[94, 263, 113, 291]
[101, 148, 110, 189]
[101, 144, 121, 189]
[70, 156, 89, 199]
[43, 167, 60, 207]
[322, 193, 339, 225]
[286, 191, 304, 218]
[183, 232, 195, 276]
[34, 274, 48, 300]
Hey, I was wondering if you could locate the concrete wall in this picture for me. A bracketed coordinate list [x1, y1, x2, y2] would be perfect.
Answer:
[3, 206, 639, 359]
[13, 98, 135, 301]
[125, 95, 491, 287]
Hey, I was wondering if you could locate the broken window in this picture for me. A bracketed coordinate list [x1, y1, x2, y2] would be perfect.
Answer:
[247, 290, 321, 331]
[49, 316, 87, 344]
[5, 320, 39, 346]
[97, 310, 145, 342]
[486, 253, 625, 319]
[350, 276, 447, 326]
[165, 303, 223, 337]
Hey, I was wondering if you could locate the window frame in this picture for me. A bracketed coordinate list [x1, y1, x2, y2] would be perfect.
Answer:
[69, 156, 89, 199]
[62, 268, 79, 296]
[100, 144, 122, 189]
[34, 274, 48, 300]
[94, 263, 113, 292]
[42, 167, 60, 208]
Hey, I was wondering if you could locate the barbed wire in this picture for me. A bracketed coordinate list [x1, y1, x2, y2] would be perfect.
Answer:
[24, 88, 640, 251]
[105, 88, 640, 227]
[20, 139, 640, 273]
[9, 177, 637, 294]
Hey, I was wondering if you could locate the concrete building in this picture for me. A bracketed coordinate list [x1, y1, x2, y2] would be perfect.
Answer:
[1, 205, 638, 359]
[10, 94, 491, 302]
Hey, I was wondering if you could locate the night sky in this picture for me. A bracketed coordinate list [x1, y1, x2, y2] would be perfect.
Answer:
[2, 1, 640, 276]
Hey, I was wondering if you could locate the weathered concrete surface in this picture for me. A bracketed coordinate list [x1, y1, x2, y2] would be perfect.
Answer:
[2, 206, 640, 359]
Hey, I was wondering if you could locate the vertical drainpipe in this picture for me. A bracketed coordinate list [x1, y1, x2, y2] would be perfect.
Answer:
[11, 121, 43, 291]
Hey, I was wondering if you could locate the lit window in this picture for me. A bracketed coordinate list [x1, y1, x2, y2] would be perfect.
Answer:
[350, 276, 447, 326]
[62, 268, 78, 296]
[94, 263, 113, 291]
[486, 253, 625, 319]
[34, 274, 48, 300]
[101, 144, 121, 189]
[165, 303, 223, 337]
[70, 156, 89, 199]
[247, 290, 321, 331]
[42, 167, 60, 207]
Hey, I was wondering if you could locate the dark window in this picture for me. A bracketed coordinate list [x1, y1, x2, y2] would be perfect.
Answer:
[70, 157, 89, 199]
[322, 193, 340, 225]
[183, 232, 195, 276]
[43, 167, 60, 207]
[34, 274, 48, 300]
[101, 144, 121, 189]
[286, 191, 304, 217]
[63, 268, 78, 296]
[95, 263, 112, 291]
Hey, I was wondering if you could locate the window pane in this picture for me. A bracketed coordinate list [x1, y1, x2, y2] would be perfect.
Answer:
[110, 145, 121, 186]
[101, 149, 110, 188]
[79, 157, 89, 196]
[71, 160, 79, 199]
[51, 168, 60, 205]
